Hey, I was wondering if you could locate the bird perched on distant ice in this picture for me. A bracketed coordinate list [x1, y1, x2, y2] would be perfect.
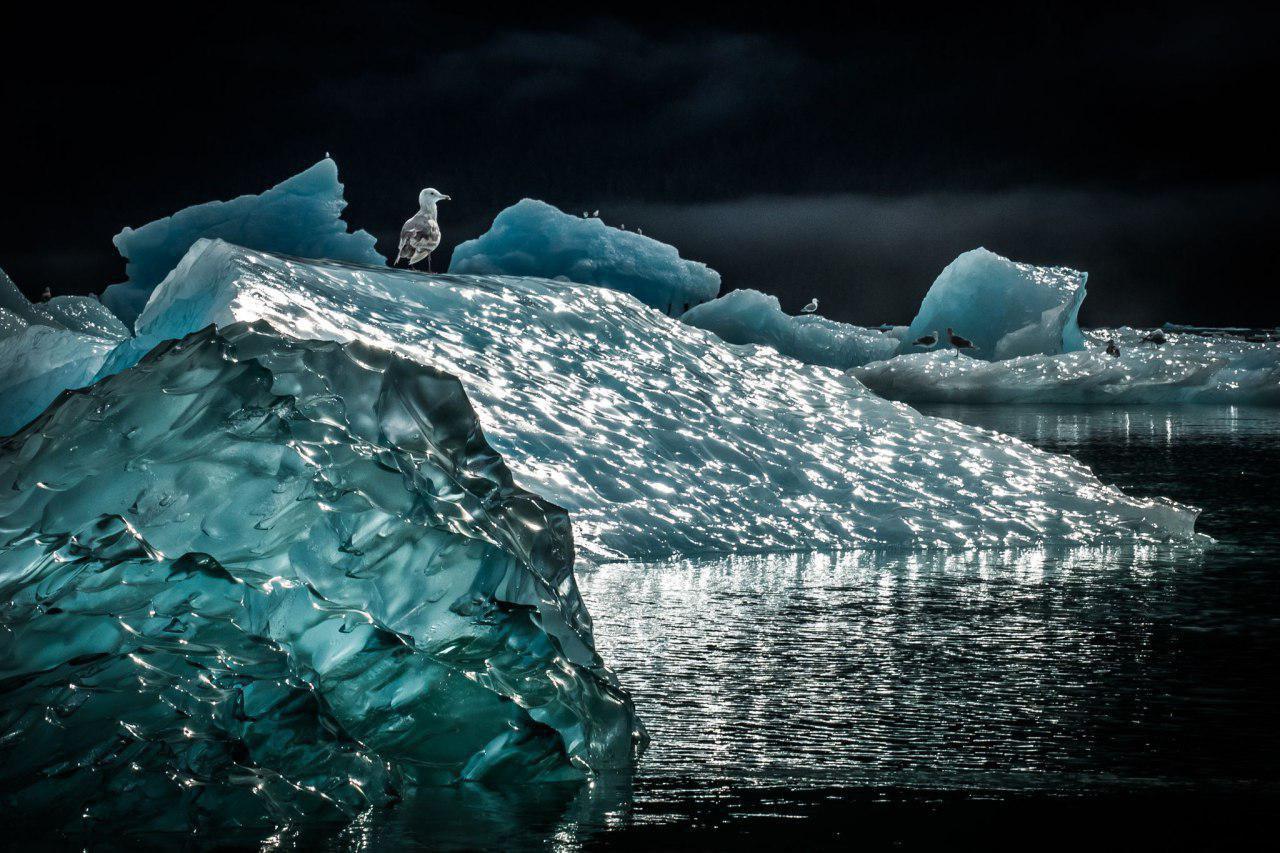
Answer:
[1141, 330, 1167, 346]
[1106, 339, 1121, 357]
[946, 327, 977, 356]
[396, 188, 450, 271]
[912, 330, 938, 349]
[39, 286, 52, 302]
[801, 298, 819, 314]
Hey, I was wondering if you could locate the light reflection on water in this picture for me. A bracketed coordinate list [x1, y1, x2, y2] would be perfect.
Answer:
[311, 405, 1280, 849]
[85, 407, 1280, 847]
[581, 544, 1216, 791]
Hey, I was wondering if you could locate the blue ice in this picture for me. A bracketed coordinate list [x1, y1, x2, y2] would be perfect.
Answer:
[101, 158, 384, 326]
[682, 288, 900, 369]
[449, 199, 720, 316]
[903, 247, 1087, 360]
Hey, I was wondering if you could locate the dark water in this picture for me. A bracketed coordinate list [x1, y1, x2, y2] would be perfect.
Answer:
[53, 406, 1280, 849]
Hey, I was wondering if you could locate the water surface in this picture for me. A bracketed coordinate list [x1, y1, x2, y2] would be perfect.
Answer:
[65, 407, 1280, 848]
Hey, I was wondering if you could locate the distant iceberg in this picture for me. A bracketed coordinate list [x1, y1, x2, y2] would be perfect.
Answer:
[450, 199, 720, 316]
[677, 249, 1090, 371]
[91, 238, 1198, 560]
[0, 322, 643, 827]
[681, 288, 900, 369]
[675, 247, 1277, 406]
[101, 158, 384, 326]
[903, 248, 1086, 361]
[854, 327, 1280, 405]
[0, 268, 128, 435]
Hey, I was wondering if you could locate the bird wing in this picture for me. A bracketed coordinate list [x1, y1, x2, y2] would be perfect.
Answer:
[398, 213, 441, 262]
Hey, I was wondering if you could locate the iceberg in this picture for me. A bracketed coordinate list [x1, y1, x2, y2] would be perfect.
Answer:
[0, 322, 642, 829]
[0, 268, 129, 435]
[96, 238, 1197, 561]
[101, 158, 384, 326]
[1, 267, 128, 339]
[854, 327, 1280, 405]
[903, 248, 1087, 361]
[449, 199, 720, 316]
[681, 288, 900, 369]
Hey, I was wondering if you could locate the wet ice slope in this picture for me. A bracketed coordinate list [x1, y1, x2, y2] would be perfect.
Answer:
[100, 239, 1198, 561]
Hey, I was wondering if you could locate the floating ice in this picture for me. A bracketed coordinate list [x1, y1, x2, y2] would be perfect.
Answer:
[903, 248, 1087, 361]
[99, 239, 1197, 561]
[101, 158, 384, 326]
[2, 267, 127, 339]
[449, 199, 720, 316]
[0, 322, 642, 829]
[0, 268, 128, 435]
[681, 288, 900, 369]
[854, 327, 1280, 405]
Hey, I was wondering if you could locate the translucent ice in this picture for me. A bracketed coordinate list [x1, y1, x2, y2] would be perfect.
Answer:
[0, 322, 642, 829]
[903, 248, 1087, 361]
[101, 239, 1197, 561]
[449, 199, 720, 316]
[0, 268, 128, 435]
[101, 158, 384, 326]
[682, 288, 900, 369]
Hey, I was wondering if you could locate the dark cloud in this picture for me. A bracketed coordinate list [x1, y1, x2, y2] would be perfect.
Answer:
[611, 183, 1279, 327]
[0, 2, 1276, 327]
[317, 24, 815, 149]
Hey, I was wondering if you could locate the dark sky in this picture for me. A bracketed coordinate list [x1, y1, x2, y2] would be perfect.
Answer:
[2, 1, 1276, 326]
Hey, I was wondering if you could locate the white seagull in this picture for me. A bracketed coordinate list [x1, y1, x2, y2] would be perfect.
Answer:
[397, 188, 450, 271]
[801, 298, 819, 314]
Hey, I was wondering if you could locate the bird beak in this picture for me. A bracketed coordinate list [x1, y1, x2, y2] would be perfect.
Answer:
[442, 195, 451, 201]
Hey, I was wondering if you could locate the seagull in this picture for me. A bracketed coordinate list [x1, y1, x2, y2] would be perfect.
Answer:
[946, 327, 978, 356]
[1141, 330, 1167, 346]
[801, 298, 819, 314]
[1106, 339, 1121, 357]
[912, 330, 938, 348]
[396, 188, 450, 272]
[593, 209, 599, 218]
[39, 286, 52, 301]
[636, 227, 644, 235]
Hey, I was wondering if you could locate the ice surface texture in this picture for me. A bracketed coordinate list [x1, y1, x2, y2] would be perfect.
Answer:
[0, 321, 642, 828]
[101, 158, 383, 326]
[103, 239, 1196, 561]
[0, 268, 129, 435]
[903, 248, 1087, 361]
[682, 288, 900, 369]
[450, 199, 720, 316]
[854, 327, 1280, 405]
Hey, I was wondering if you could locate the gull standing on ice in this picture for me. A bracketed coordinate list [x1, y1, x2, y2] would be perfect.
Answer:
[801, 298, 819, 314]
[396, 188, 450, 272]
[912, 330, 938, 349]
[946, 327, 977, 356]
